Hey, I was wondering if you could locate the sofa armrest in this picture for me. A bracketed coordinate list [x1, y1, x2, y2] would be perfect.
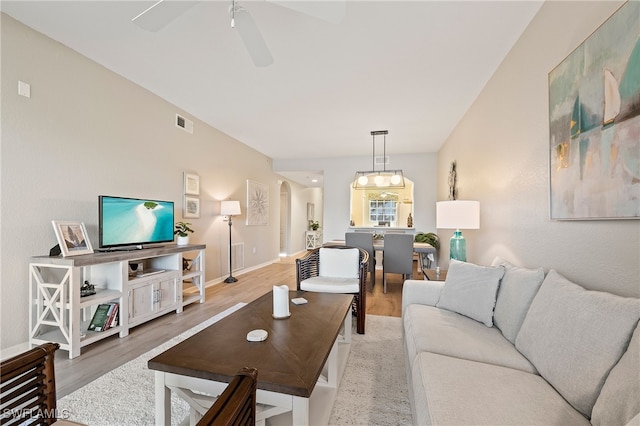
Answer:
[402, 279, 445, 312]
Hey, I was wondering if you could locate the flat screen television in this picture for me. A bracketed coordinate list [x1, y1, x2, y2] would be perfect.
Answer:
[99, 195, 175, 249]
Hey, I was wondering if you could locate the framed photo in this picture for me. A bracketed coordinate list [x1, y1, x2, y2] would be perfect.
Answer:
[51, 220, 93, 257]
[184, 172, 200, 195]
[246, 180, 269, 226]
[183, 196, 200, 218]
[307, 202, 315, 221]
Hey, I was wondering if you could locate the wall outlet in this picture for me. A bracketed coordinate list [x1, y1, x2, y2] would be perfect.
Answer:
[252, 247, 257, 254]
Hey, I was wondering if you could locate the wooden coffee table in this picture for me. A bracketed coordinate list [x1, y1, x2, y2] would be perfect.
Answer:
[148, 290, 353, 425]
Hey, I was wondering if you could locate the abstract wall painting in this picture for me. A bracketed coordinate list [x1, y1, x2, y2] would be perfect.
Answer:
[549, 1, 639, 220]
[184, 172, 200, 195]
[246, 180, 269, 225]
[183, 195, 200, 218]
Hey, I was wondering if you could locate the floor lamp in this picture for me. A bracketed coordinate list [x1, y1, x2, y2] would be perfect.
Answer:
[436, 200, 480, 262]
[221, 200, 241, 283]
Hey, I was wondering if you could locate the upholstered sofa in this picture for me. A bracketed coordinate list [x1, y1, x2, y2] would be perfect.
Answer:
[402, 258, 640, 426]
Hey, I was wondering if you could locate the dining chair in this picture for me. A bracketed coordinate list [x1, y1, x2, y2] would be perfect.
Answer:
[345, 232, 376, 288]
[0, 342, 86, 426]
[196, 367, 258, 426]
[382, 233, 414, 293]
[296, 246, 369, 334]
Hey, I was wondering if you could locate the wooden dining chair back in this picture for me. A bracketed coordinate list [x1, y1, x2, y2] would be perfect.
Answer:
[0, 343, 60, 426]
[197, 367, 258, 426]
[345, 232, 376, 287]
[296, 246, 369, 334]
[382, 233, 414, 293]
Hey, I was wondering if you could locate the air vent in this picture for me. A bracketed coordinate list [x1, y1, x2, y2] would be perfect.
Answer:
[231, 242, 245, 272]
[176, 114, 193, 134]
[375, 155, 389, 166]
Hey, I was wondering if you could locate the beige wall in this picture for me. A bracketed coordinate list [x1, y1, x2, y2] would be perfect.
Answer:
[437, 1, 639, 297]
[4, 1, 638, 352]
[274, 153, 439, 242]
[0, 14, 292, 350]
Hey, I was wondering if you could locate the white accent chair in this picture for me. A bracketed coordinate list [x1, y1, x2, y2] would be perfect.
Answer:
[296, 246, 369, 334]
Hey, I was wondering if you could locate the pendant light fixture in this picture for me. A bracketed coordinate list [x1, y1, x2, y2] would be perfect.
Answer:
[353, 130, 405, 189]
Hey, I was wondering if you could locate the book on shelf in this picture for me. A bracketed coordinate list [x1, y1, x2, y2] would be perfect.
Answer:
[88, 304, 111, 332]
[88, 302, 119, 332]
[107, 303, 119, 329]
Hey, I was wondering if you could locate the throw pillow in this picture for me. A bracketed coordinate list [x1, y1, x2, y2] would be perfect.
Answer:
[591, 322, 640, 426]
[319, 248, 359, 279]
[491, 257, 545, 344]
[436, 259, 505, 327]
[515, 270, 640, 418]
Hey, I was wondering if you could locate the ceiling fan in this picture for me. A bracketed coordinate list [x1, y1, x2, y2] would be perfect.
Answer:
[132, 0, 345, 67]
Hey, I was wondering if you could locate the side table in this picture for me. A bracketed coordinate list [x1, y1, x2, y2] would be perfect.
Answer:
[305, 230, 322, 249]
[423, 269, 447, 281]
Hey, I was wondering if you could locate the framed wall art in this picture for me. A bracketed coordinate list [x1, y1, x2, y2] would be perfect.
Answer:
[51, 220, 94, 256]
[307, 202, 315, 221]
[246, 180, 269, 226]
[184, 172, 200, 195]
[183, 195, 200, 218]
[548, 1, 639, 220]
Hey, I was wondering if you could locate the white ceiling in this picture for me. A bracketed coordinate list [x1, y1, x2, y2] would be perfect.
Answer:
[1, 0, 542, 186]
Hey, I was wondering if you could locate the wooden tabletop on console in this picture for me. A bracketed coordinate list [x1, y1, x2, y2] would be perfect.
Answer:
[30, 243, 206, 267]
[148, 291, 353, 398]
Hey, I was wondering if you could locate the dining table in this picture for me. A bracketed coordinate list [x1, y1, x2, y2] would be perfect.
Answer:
[324, 238, 436, 272]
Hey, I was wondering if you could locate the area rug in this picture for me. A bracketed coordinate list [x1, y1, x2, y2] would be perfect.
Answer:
[330, 314, 411, 426]
[58, 308, 411, 425]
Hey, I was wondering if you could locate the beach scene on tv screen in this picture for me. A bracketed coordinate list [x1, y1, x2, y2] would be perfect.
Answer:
[102, 198, 173, 246]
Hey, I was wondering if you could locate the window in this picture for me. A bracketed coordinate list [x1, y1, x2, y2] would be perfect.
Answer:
[369, 200, 397, 224]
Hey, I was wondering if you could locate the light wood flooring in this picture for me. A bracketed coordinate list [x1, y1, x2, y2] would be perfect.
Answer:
[54, 254, 424, 398]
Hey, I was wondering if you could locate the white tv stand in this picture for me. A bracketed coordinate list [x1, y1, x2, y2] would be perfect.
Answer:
[29, 244, 206, 358]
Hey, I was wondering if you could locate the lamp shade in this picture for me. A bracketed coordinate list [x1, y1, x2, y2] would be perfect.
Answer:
[436, 200, 480, 230]
[353, 170, 405, 189]
[221, 200, 241, 216]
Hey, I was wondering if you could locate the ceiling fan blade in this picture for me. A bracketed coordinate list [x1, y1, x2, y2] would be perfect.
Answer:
[233, 7, 274, 67]
[268, 0, 345, 24]
[132, 0, 199, 32]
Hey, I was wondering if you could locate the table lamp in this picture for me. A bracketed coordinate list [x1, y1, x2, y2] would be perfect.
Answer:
[436, 200, 480, 262]
[221, 200, 241, 283]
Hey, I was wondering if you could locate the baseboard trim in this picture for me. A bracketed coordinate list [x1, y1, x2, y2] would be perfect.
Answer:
[1, 342, 32, 361]
[204, 258, 283, 288]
